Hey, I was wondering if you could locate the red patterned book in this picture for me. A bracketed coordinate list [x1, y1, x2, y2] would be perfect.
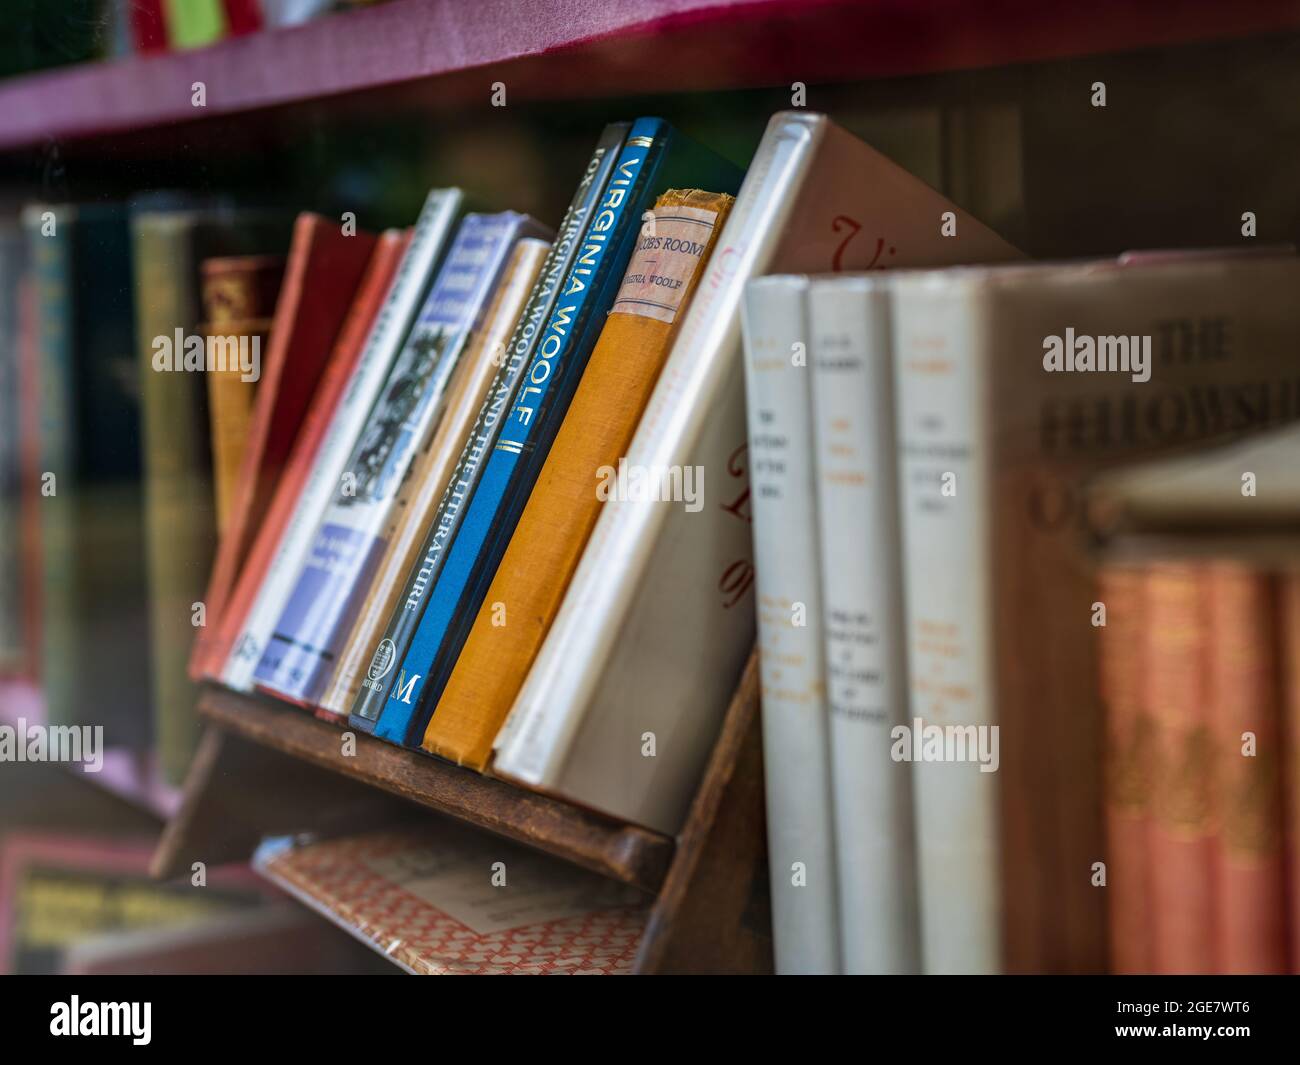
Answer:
[253, 826, 649, 975]
[1146, 563, 1216, 974]
[1281, 570, 1300, 973]
[1098, 563, 1151, 973]
[1207, 563, 1286, 973]
[191, 215, 377, 676]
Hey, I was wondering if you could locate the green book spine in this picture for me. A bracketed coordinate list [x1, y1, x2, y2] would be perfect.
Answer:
[163, 0, 228, 50]
[133, 214, 217, 785]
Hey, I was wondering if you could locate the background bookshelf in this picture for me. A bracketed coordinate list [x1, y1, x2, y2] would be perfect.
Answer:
[4, 0, 1300, 975]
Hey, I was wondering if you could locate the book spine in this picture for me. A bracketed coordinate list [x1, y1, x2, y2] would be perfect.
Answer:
[347, 124, 629, 730]
[892, 279, 1000, 974]
[0, 226, 24, 672]
[163, 0, 227, 49]
[737, 275, 839, 973]
[221, 190, 462, 691]
[190, 231, 405, 681]
[129, 0, 169, 53]
[1097, 562, 1152, 973]
[1282, 569, 1300, 973]
[421, 189, 733, 769]
[132, 216, 215, 784]
[807, 276, 918, 974]
[252, 212, 533, 704]
[493, 113, 830, 797]
[373, 118, 670, 746]
[1208, 563, 1286, 973]
[318, 237, 549, 720]
[24, 207, 78, 727]
[1146, 563, 1215, 974]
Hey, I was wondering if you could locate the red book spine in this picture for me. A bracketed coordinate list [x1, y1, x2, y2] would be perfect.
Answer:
[188, 214, 376, 678]
[1099, 563, 1152, 973]
[192, 228, 410, 681]
[1208, 563, 1286, 973]
[1280, 570, 1300, 973]
[221, 0, 263, 36]
[130, 0, 170, 54]
[1146, 563, 1216, 974]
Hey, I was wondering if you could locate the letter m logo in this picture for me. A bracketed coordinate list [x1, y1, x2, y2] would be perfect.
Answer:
[391, 670, 421, 704]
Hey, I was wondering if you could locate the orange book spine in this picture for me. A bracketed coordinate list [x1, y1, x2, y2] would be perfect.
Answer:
[315, 238, 550, 721]
[1207, 562, 1286, 973]
[1098, 562, 1152, 973]
[1146, 562, 1216, 974]
[421, 189, 734, 769]
[1280, 569, 1300, 973]
[189, 229, 410, 681]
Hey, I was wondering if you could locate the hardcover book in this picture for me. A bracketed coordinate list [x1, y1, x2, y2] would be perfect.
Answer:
[372, 117, 742, 747]
[131, 209, 287, 785]
[252, 211, 549, 705]
[253, 825, 648, 975]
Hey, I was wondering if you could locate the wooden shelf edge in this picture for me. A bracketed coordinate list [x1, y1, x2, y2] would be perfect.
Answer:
[197, 684, 674, 893]
[3, 0, 1298, 150]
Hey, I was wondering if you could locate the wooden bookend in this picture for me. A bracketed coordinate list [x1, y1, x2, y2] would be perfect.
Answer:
[155, 652, 772, 973]
[636, 652, 773, 974]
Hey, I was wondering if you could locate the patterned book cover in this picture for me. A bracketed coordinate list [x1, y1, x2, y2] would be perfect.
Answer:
[253, 213, 546, 705]
[373, 117, 743, 746]
[253, 826, 649, 975]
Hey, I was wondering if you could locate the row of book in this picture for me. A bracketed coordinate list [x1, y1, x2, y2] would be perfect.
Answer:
[0, 0, 374, 77]
[5, 112, 968, 830]
[744, 258, 1300, 974]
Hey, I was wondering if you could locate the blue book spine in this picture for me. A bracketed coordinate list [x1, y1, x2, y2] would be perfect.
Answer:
[372, 117, 671, 745]
[251, 213, 530, 703]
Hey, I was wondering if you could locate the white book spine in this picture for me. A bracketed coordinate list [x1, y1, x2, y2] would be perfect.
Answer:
[741, 275, 841, 974]
[891, 276, 999, 974]
[807, 277, 918, 974]
[493, 116, 826, 792]
[221, 188, 463, 691]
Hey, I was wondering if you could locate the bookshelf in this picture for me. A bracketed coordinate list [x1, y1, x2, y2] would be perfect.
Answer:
[5, 0, 1300, 978]
[154, 654, 769, 974]
[1, 0, 1297, 151]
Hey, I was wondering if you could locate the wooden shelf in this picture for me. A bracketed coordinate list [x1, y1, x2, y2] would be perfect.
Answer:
[1, 0, 1298, 151]
[199, 684, 675, 893]
[155, 653, 770, 972]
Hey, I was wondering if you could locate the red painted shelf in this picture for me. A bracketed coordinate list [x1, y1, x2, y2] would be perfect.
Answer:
[0, 0, 1298, 150]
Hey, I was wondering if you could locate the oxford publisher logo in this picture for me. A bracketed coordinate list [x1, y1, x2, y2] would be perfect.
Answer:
[152, 329, 261, 383]
[1042, 329, 1151, 383]
[364, 639, 397, 689]
[50, 997, 151, 1045]
[596, 459, 704, 513]
[0, 720, 102, 772]
[890, 718, 1000, 773]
